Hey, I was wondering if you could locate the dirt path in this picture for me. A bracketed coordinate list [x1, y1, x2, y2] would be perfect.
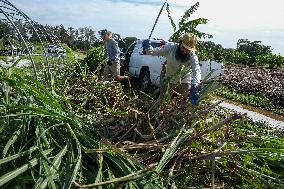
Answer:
[215, 96, 284, 130]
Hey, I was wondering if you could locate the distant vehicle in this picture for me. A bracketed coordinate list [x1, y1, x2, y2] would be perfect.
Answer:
[46, 44, 65, 54]
[123, 39, 224, 91]
[0, 46, 22, 56]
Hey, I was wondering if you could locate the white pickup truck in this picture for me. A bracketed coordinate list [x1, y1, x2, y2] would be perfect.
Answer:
[123, 39, 223, 91]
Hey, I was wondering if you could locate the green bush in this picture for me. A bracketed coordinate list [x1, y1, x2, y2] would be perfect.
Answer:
[255, 55, 267, 67]
[197, 41, 225, 62]
[266, 54, 283, 68]
[233, 51, 250, 65]
[256, 54, 283, 68]
[83, 45, 105, 72]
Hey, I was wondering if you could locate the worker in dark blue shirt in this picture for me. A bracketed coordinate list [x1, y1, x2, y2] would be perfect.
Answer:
[102, 31, 128, 81]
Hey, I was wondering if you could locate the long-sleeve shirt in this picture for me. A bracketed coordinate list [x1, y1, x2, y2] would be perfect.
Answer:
[105, 38, 120, 62]
[147, 43, 201, 86]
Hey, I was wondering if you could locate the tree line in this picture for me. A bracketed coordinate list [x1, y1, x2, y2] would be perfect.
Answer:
[0, 20, 139, 53]
[0, 19, 282, 68]
[0, 20, 98, 51]
[197, 39, 283, 69]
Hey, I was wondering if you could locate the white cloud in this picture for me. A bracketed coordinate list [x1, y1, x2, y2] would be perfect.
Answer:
[195, 0, 284, 29]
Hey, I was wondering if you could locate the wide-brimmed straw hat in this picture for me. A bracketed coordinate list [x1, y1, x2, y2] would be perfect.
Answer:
[180, 33, 197, 52]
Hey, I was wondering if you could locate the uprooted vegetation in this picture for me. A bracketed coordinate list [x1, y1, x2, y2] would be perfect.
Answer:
[0, 0, 283, 187]
[0, 57, 283, 189]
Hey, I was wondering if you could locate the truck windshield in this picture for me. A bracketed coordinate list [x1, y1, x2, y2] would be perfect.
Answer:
[150, 42, 162, 48]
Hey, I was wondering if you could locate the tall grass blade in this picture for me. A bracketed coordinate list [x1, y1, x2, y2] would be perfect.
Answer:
[0, 146, 38, 165]
[2, 127, 22, 157]
[0, 149, 52, 186]
[34, 145, 68, 189]
[62, 124, 82, 189]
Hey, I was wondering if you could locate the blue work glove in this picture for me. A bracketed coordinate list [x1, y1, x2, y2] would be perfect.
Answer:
[189, 85, 200, 106]
[142, 39, 151, 49]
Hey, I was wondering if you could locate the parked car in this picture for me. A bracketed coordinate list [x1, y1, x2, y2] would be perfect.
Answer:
[123, 39, 224, 91]
[46, 44, 65, 54]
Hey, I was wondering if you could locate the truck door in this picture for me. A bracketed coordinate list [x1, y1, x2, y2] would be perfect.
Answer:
[141, 41, 165, 85]
[126, 42, 138, 76]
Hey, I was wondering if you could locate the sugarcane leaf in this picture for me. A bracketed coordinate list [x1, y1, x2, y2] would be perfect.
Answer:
[3, 127, 22, 157]
[0, 149, 52, 186]
[0, 146, 38, 165]
[34, 145, 68, 189]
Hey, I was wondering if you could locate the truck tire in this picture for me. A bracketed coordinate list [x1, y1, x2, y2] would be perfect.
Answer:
[140, 68, 151, 92]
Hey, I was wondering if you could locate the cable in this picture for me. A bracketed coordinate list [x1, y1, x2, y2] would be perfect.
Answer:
[148, 0, 167, 40]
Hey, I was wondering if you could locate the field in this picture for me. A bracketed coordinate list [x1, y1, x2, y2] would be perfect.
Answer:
[218, 64, 284, 115]
[0, 50, 283, 188]
[0, 1, 283, 188]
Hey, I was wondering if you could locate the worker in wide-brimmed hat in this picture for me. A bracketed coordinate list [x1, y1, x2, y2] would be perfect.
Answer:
[143, 33, 201, 105]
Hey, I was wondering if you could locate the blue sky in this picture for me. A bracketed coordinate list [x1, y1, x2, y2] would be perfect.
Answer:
[10, 0, 284, 55]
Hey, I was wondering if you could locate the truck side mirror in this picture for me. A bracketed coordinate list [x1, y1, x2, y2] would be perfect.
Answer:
[139, 50, 146, 55]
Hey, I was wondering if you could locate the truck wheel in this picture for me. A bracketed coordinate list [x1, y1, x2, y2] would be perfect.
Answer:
[140, 69, 151, 92]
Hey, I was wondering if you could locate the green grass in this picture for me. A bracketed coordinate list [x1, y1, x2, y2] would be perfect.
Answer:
[217, 85, 284, 115]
